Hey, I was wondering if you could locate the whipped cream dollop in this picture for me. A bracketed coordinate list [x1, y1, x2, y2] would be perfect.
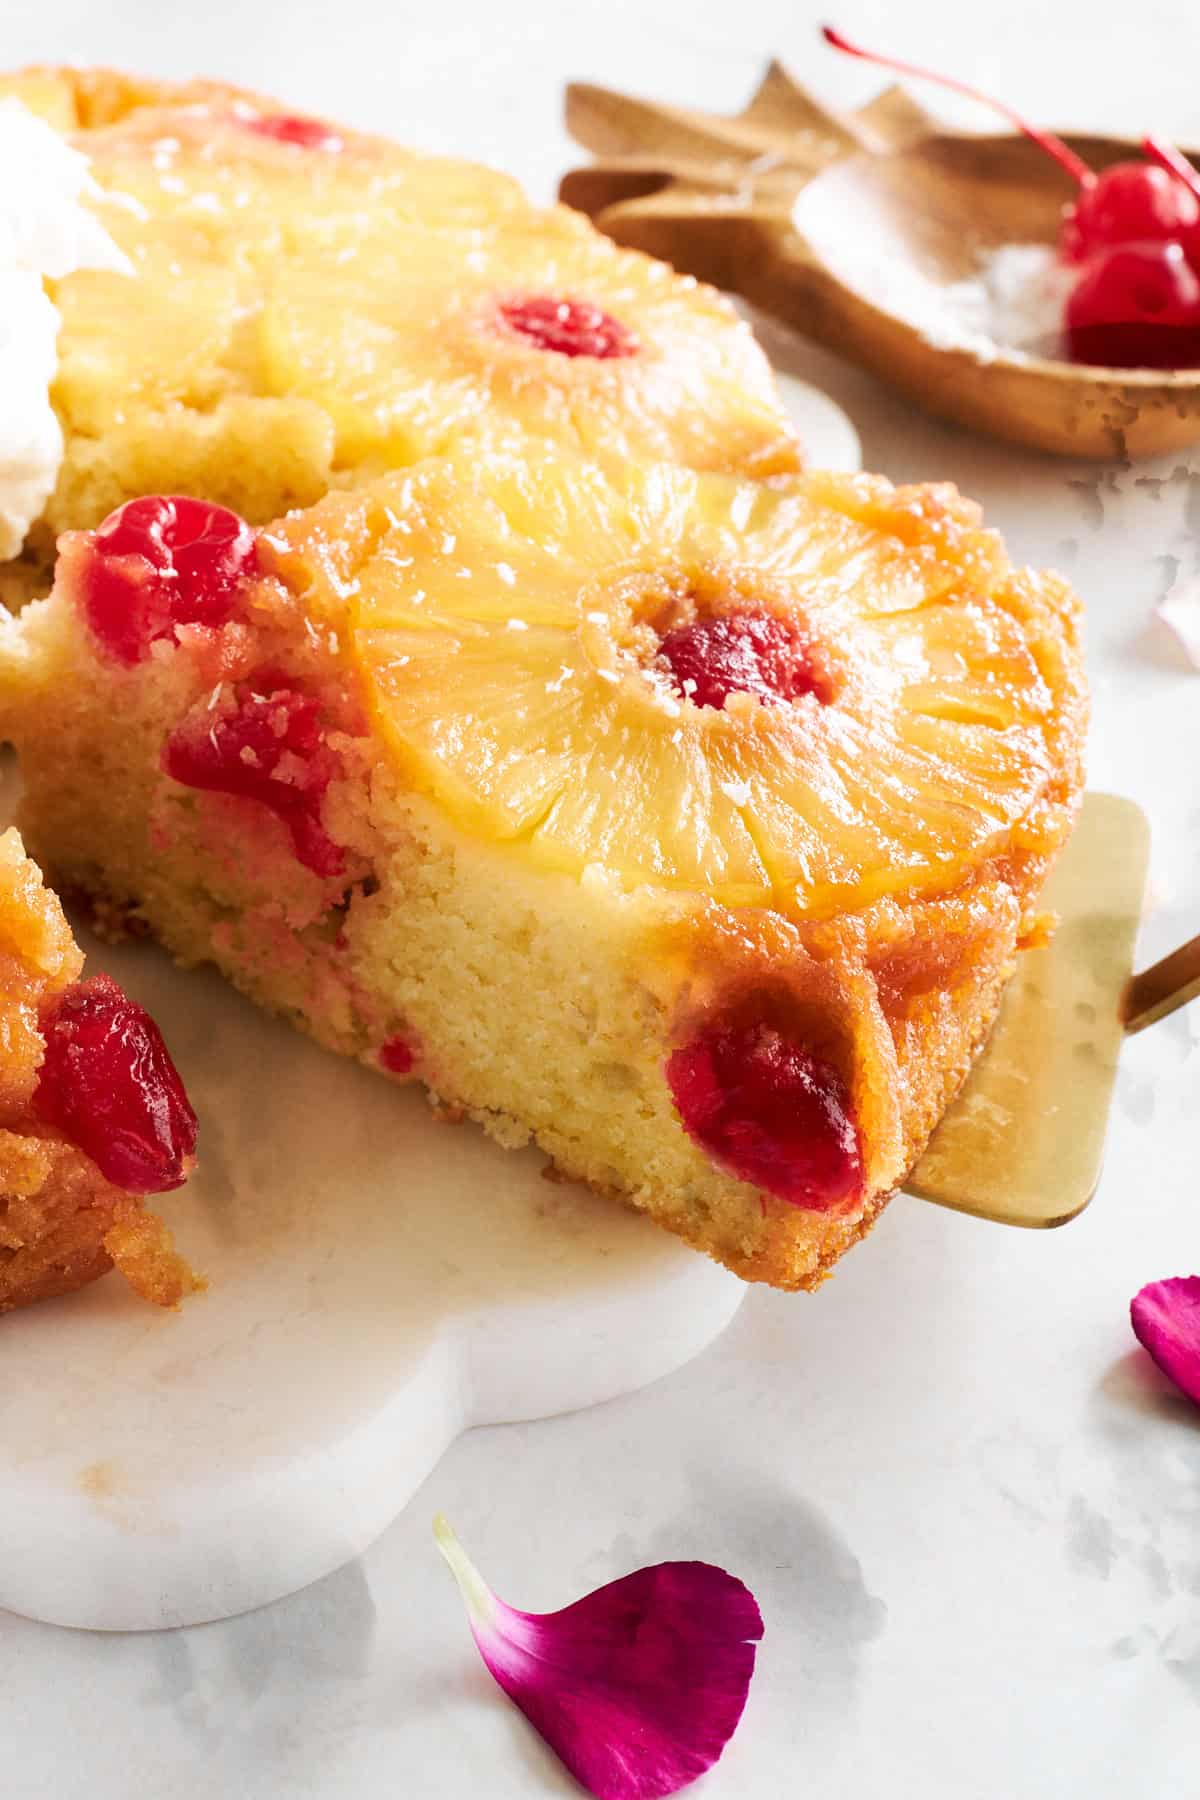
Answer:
[0, 99, 131, 560]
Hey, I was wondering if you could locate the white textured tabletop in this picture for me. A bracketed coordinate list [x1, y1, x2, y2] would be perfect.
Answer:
[4, 3, 1199, 1796]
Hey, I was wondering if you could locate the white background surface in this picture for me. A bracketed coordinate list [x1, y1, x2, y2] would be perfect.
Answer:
[3, 2, 1200, 1795]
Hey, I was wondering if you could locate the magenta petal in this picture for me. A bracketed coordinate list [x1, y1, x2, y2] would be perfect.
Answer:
[434, 1516, 763, 1800]
[1131, 1277, 1200, 1407]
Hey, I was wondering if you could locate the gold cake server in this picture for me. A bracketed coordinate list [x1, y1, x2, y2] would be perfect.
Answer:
[906, 792, 1195, 1227]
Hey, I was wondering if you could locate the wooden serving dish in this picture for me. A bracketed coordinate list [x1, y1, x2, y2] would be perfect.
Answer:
[562, 64, 1200, 460]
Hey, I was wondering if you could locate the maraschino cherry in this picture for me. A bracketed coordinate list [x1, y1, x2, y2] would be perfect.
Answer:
[822, 25, 1200, 369]
[1065, 242, 1200, 370]
[1143, 136, 1200, 274]
[35, 974, 198, 1194]
[667, 1020, 862, 1212]
[1061, 161, 1199, 264]
[498, 296, 637, 359]
[657, 611, 825, 710]
[244, 113, 344, 152]
[79, 496, 257, 666]
[163, 677, 345, 878]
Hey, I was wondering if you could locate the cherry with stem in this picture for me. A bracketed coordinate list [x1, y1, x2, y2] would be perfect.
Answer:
[820, 24, 1092, 186]
[822, 23, 1200, 367]
[822, 24, 1197, 264]
[1142, 137, 1200, 206]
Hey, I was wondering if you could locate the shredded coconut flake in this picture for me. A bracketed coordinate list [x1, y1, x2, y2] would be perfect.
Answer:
[806, 225, 1075, 364]
[939, 244, 1075, 360]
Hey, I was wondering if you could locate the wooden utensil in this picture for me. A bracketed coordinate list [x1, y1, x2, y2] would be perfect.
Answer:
[905, 792, 1196, 1227]
[561, 64, 1200, 460]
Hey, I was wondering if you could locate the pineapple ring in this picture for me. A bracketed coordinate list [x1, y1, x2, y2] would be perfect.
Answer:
[341, 439, 1084, 921]
[0, 71, 800, 551]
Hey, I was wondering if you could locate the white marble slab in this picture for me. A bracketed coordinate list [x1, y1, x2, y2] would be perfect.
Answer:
[0, 942, 748, 1630]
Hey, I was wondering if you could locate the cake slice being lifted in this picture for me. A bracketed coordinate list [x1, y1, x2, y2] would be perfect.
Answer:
[0, 827, 199, 1312]
[0, 437, 1085, 1289]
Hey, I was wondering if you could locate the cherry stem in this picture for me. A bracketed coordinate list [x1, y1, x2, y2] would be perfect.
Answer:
[821, 24, 1095, 189]
[1141, 135, 1200, 206]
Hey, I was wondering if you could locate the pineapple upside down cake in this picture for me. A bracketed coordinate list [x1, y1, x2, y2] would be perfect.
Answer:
[0, 440, 1086, 1289]
[0, 65, 799, 597]
[0, 827, 199, 1313]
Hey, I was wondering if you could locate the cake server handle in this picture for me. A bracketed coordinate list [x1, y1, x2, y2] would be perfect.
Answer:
[1122, 932, 1200, 1033]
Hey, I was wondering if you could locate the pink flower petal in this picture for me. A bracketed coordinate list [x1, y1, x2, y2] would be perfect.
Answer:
[434, 1515, 763, 1800]
[1131, 1276, 1200, 1406]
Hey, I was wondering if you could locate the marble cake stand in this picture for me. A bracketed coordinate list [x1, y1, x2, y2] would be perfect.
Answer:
[0, 375, 857, 1632]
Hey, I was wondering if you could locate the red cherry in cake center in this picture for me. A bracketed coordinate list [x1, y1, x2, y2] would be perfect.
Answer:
[498, 296, 638, 359]
[80, 496, 258, 666]
[34, 973, 198, 1194]
[244, 113, 344, 151]
[379, 1035, 416, 1075]
[163, 678, 345, 878]
[667, 1021, 862, 1211]
[658, 611, 824, 710]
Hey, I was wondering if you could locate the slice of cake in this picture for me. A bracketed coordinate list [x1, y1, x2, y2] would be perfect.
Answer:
[0, 65, 799, 592]
[0, 826, 199, 1312]
[0, 439, 1085, 1288]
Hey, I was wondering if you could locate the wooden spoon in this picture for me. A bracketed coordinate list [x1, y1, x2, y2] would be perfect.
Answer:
[561, 63, 1200, 460]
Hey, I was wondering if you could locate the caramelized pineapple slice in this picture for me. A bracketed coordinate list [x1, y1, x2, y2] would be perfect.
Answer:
[256, 214, 800, 477]
[328, 441, 1082, 919]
